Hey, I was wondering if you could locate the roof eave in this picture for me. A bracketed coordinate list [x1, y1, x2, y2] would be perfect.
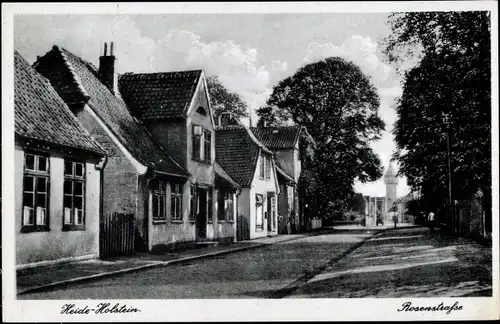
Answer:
[15, 133, 106, 158]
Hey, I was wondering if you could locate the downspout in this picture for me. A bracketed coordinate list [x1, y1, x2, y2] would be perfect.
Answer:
[235, 187, 241, 242]
[95, 155, 108, 258]
[143, 165, 157, 252]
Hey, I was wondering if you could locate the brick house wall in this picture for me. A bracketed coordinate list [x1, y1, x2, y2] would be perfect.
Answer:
[74, 104, 146, 247]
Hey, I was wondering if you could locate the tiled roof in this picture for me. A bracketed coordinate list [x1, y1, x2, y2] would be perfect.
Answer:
[118, 71, 202, 120]
[14, 51, 105, 155]
[215, 125, 264, 187]
[250, 126, 302, 150]
[33, 46, 187, 176]
[275, 160, 294, 183]
[214, 162, 240, 189]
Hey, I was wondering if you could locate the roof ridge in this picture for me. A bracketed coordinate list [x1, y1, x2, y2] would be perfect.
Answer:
[251, 125, 300, 129]
[121, 69, 203, 77]
[53, 45, 91, 101]
[244, 125, 273, 155]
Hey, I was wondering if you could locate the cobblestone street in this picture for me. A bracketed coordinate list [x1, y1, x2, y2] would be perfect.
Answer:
[289, 227, 492, 298]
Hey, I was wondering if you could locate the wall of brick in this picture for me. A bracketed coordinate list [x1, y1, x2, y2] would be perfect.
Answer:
[75, 106, 139, 215]
[75, 106, 145, 247]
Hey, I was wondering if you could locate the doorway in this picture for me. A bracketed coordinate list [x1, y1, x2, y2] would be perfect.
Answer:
[196, 188, 207, 240]
[267, 192, 276, 233]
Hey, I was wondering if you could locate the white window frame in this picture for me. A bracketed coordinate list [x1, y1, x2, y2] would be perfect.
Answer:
[171, 183, 183, 222]
[152, 180, 167, 223]
[22, 153, 50, 232]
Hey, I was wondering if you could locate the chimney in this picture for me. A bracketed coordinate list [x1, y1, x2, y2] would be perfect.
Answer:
[99, 42, 118, 95]
[219, 112, 239, 127]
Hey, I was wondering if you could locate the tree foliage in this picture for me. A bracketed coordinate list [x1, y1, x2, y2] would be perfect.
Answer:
[384, 11, 491, 217]
[206, 75, 249, 120]
[257, 57, 385, 218]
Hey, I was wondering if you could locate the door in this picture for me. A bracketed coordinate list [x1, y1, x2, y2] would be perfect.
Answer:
[267, 192, 275, 233]
[196, 188, 207, 240]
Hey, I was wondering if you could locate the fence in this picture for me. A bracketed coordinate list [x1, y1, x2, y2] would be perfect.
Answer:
[100, 212, 135, 258]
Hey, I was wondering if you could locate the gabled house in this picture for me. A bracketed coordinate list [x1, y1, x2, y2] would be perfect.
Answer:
[14, 51, 106, 268]
[251, 126, 308, 233]
[118, 69, 240, 245]
[34, 44, 191, 253]
[215, 118, 280, 240]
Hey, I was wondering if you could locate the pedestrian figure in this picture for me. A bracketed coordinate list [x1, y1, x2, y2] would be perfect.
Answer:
[392, 214, 398, 228]
[361, 216, 366, 227]
[427, 211, 435, 232]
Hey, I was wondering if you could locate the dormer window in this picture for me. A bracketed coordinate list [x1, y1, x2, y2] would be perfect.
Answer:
[196, 106, 207, 116]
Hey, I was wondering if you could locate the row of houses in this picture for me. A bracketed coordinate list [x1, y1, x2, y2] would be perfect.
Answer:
[14, 43, 316, 269]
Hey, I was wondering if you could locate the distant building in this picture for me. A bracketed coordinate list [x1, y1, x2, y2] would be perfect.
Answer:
[251, 125, 306, 233]
[384, 162, 398, 220]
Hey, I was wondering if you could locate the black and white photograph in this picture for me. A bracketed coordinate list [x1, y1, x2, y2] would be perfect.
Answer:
[2, 1, 499, 322]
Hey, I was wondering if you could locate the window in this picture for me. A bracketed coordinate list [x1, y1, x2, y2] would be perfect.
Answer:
[204, 129, 211, 162]
[207, 188, 213, 223]
[189, 184, 196, 221]
[255, 194, 264, 231]
[196, 106, 207, 116]
[259, 154, 271, 180]
[192, 125, 202, 161]
[265, 156, 272, 180]
[226, 192, 234, 222]
[152, 180, 167, 222]
[22, 153, 50, 232]
[192, 125, 212, 163]
[218, 190, 234, 222]
[259, 155, 265, 179]
[271, 196, 277, 231]
[171, 183, 183, 221]
[63, 160, 86, 230]
[217, 191, 225, 221]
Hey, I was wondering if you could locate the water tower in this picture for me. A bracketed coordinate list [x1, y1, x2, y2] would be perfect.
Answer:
[384, 162, 398, 219]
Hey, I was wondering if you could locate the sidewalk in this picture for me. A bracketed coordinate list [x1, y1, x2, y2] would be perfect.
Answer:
[16, 232, 316, 295]
[331, 222, 415, 231]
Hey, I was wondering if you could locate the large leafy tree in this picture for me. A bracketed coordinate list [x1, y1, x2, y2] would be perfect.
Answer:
[384, 11, 491, 228]
[206, 75, 249, 121]
[257, 57, 385, 218]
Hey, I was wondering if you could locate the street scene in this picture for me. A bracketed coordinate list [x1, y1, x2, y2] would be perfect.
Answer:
[18, 225, 491, 299]
[9, 6, 494, 305]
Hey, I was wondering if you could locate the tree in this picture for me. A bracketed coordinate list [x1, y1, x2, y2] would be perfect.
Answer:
[206, 75, 249, 121]
[384, 12, 491, 230]
[257, 57, 385, 218]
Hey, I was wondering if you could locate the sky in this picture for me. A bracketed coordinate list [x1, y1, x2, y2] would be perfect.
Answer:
[14, 13, 411, 198]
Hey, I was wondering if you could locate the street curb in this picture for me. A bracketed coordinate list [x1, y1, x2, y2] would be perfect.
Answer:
[269, 227, 395, 298]
[17, 231, 321, 296]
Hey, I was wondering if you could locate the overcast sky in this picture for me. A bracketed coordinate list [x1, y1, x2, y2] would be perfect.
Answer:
[14, 13, 411, 198]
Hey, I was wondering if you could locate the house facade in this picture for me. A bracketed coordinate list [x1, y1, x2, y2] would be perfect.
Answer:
[215, 120, 279, 240]
[118, 69, 239, 246]
[34, 44, 194, 253]
[14, 51, 106, 269]
[251, 126, 311, 233]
